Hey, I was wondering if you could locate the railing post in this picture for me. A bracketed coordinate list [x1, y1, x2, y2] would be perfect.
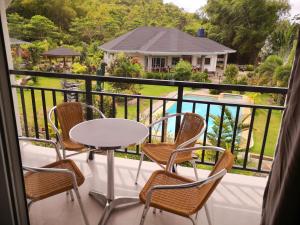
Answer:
[175, 86, 184, 138]
[85, 78, 94, 160]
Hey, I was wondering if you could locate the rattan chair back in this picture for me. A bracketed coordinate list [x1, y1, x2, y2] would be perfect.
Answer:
[174, 113, 205, 148]
[56, 102, 84, 142]
[194, 150, 234, 212]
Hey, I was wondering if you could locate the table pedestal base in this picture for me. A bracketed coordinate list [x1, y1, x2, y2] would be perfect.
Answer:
[89, 191, 140, 225]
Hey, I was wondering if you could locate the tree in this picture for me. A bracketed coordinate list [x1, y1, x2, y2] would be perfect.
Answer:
[107, 53, 143, 93]
[207, 107, 250, 160]
[7, 13, 28, 39]
[8, 0, 83, 30]
[204, 0, 289, 63]
[223, 64, 239, 84]
[257, 55, 283, 85]
[23, 15, 62, 42]
[174, 60, 192, 81]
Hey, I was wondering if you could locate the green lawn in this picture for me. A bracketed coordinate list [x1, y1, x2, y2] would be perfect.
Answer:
[247, 93, 283, 157]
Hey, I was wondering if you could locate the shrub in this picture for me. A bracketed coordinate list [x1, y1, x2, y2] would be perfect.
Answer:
[145, 72, 162, 80]
[274, 64, 292, 87]
[95, 96, 115, 118]
[72, 63, 87, 74]
[209, 89, 222, 95]
[246, 64, 255, 71]
[107, 53, 143, 93]
[191, 72, 210, 83]
[173, 60, 192, 81]
[224, 64, 239, 83]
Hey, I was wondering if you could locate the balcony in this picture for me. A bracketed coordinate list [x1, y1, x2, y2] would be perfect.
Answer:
[10, 69, 286, 225]
[21, 141, 266, 225]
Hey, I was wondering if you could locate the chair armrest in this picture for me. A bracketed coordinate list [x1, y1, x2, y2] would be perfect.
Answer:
[167, 146, 225, 172]
[144, 169, 227, 208]
[23, 165, 79, 189]
[19, 137, 62, 160]
[147, 113, 185, 128]
[83, 103, 106, 118]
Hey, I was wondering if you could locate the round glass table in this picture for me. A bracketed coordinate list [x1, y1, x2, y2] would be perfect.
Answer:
[69, 118, 149, 225]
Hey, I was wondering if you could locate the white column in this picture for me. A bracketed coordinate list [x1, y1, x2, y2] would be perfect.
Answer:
[1, 0, 22, 135]
[147, 56, 152, 72]
[224, 53, 228, 71]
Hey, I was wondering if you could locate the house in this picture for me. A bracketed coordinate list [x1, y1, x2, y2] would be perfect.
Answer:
[100, 27, 236, 73]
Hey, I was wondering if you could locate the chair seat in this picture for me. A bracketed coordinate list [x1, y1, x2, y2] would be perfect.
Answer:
[142, 143, 192, 165]
[139, 170, 208, 217]
[63, 139, 85, 151]
[24, 159, 85, 201]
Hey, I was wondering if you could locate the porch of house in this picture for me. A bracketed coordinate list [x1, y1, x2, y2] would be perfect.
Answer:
[21, 142, 266, 225]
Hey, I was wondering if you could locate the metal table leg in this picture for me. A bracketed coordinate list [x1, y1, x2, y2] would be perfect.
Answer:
[89, 150, 140, 225]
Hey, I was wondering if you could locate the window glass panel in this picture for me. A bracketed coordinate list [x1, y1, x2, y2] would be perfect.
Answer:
[205, 58, 211, 65]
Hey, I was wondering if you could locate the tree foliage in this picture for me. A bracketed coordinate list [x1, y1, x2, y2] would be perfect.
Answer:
[174, 60, 192, 81]
[204, 0, 289, 63]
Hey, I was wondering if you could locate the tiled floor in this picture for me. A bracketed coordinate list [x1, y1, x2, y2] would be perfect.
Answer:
[20, 142, 266, 225]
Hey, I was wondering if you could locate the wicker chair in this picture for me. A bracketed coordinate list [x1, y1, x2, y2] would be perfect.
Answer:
[23, 159, 90, 225]
[135, 113, 206, 184]
[139, 146, 234, 225]
[48, 102, 105, 159]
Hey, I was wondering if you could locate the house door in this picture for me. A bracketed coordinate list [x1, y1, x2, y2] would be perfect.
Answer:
[182, 55, 192, 64]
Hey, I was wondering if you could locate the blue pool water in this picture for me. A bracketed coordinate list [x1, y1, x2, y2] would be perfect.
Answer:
[158, 95, 238, 137]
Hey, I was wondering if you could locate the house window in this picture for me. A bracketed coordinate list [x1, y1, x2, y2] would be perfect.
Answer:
[172, 57, 180, 66]
[197, 57, 202, 65]
[205, 58, 211, 65]
[152, 57, 166, 68]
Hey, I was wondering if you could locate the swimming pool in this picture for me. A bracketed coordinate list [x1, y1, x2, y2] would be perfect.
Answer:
[156, 94, 239, 138]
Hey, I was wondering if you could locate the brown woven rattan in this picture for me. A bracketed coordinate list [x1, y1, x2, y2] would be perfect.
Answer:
[142, 113, 205, 165]
[139, 150, 234, 217]
[24, 159, 85, 201]
[56, 102, 85, 151]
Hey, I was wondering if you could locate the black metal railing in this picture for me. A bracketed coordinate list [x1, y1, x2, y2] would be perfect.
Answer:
[10, 70, 287, 173]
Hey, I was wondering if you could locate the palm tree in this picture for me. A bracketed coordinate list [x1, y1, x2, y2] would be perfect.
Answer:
[207, 107, 250, 155]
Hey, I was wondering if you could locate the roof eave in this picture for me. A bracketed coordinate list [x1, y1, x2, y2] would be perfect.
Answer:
[100, 47, 236, 55]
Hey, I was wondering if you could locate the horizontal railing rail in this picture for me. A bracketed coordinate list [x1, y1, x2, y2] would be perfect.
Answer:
[10, 70, 287, 174]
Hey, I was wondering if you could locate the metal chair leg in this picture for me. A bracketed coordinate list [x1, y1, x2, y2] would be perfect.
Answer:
[73, 188, 90, 225]
[204, 204, 213, 225]
[188, 216, 197, 225]
[69, 190, 74, 201]
[139, 205, 150, 225]
[135, 153, 144, 184]
[191, 160, 199, 180]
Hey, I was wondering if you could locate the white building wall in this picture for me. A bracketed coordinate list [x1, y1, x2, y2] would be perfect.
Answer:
[203, 55, 218, 72]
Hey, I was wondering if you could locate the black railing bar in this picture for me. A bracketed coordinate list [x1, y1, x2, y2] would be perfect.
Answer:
[161, 100, 166, 143]
[51, 90, 58, 129]
[202, 103, 210, 162]
[216, 105, 226, 162]
[243, 108, 256, 169]
[10, 70, 288, 94]
[231, 106, 241, 153]
[11, 85, 285, 110]
[258, 109, 272, 171]
[124, 96, 128, 119]
[30, 89, 39, 138]
[20, 87, 29, 136]
[41, 90, 49, 140]
[149, 99, 153, 143]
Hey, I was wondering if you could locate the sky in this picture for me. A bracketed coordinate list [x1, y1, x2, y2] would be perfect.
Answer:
[164, 0, 300, 17]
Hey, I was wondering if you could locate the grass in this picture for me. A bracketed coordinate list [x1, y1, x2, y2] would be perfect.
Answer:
[246, 93, 283, 157]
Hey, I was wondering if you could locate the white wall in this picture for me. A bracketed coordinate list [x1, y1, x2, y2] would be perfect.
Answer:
[203, 55, 218, 72]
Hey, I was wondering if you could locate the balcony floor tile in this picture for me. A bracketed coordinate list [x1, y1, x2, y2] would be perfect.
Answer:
[20, 142, 266, 225]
